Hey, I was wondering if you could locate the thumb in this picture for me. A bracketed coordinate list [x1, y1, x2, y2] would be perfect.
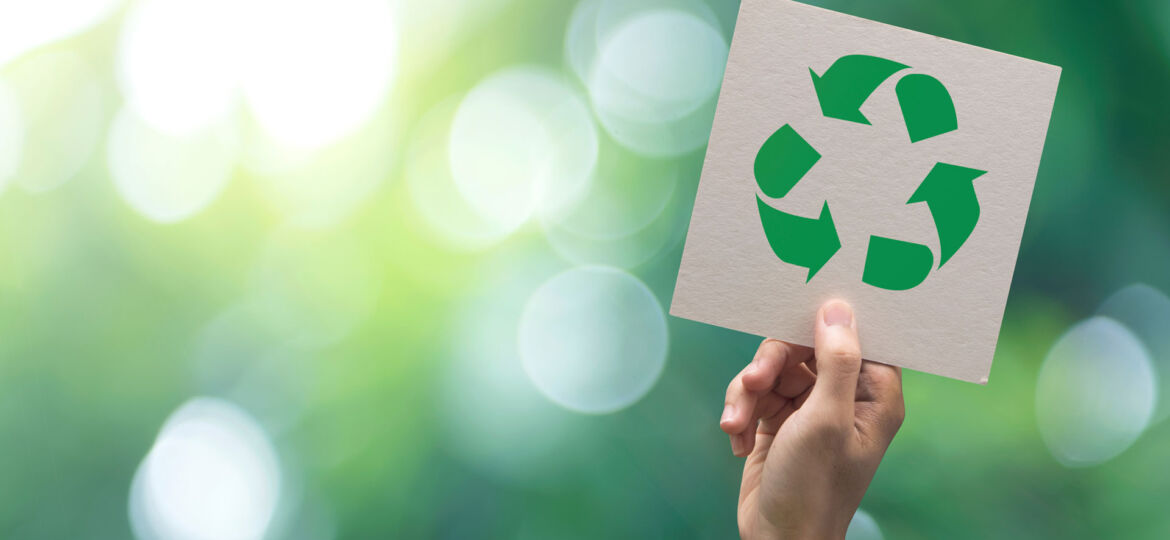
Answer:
[808, 300, 862, 414]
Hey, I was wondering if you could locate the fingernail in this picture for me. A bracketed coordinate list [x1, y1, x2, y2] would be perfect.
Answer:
[730, 434, 744, 456]
[721, 404, 735, 424]
[823, 300, 853, 327]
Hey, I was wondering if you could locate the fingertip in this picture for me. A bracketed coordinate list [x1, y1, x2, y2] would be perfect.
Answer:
[733, 431, 753, 458]
[734, 432, 753, 458]
[810, 299, 863, 410]
[719, 404, 737, 433]
[729, 433, 745, 456]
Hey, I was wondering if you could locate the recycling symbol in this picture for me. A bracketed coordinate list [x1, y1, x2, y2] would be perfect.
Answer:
[755, 54, 985, 291]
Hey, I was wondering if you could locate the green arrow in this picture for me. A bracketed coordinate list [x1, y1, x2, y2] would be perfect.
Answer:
[754, 124, 820, 199]
[908, 162, 985, 267]
[810, 55, 908, 124]
[861, 236, 934, 291]
[757, 198, 840, 282]
[896, 74, 958, 142]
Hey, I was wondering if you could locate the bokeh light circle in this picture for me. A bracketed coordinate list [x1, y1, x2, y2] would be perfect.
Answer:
[117, 0, 240, 136]
[846, 509, 884, 540]
[0, 79, 22, 194]
[237, 0, 396, 149]
[405, 98, 516, 250]
[5, 50, 104, 193]
[1097, 283, 1170, 423]
[129, 397, 281, 540]
[191, 306, 315, 433]
[449, 67, 598, 236]
[441, 252, 588, 484]
[519, 265, 668, 413]
[192, 306, 278, 392]
[1035, 316, 1157, 467]
[592, 10, 725, 123]
[107, 107, 238, 223]
[539, 146, 687, 268]
[568, 0, 727, 156]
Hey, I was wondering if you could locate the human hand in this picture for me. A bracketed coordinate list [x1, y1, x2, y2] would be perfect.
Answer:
[719, 300, 905, 540]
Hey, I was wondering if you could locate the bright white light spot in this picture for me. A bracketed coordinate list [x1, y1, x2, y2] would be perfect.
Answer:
[1036, 317, 1157, 467]
[0, 0, 122, 67]
[0, 80, 22, 194]
[846, 509, 883, 540]
[1097, 283, 1170, 423]
[245, 230, 382, 349]
[238, 0, 396, 149]
[405, 98, 514, 250]
[449, 67, 598, 236]
[568, 1, 727, 156]
[118, 0, 396, 147]
[129, 397, 281, 540]
[107, 107, 238, 223]
[244, 113, 393, 229]
[117, 0, 241, 136]
[5, 50, 104, 193]
[519, 266, 668, 413]
[442, 254, 586, 484]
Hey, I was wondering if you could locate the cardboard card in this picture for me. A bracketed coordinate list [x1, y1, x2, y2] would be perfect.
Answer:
[670, 0, 1061, 383]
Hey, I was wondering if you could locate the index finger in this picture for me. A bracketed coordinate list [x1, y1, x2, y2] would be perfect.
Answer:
[742, 339, 804, 392]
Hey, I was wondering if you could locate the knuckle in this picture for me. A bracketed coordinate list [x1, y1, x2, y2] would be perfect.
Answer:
[828, 341, 862, 362]
[753, 340, 784, 368]
[758, 338, 784, 356]
[823, 343, 862, 371]
[725, 375, 744, 403]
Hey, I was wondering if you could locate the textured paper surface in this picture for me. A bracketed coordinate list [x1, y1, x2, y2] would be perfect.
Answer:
[670, 0, 1061, 383]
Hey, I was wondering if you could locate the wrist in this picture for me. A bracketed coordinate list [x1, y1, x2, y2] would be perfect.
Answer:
[746, 509, 850, 540]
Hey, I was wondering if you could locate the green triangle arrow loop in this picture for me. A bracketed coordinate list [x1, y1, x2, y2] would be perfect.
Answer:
[861, 236, 934, 291]
[908, 162, 985, 267]
[754, 54, 982, 291]
[810, 54, 908, 125]
[757, 198, 841, 282]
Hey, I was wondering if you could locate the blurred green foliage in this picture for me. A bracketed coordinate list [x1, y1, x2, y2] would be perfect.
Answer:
[1, 0, 1169, 539]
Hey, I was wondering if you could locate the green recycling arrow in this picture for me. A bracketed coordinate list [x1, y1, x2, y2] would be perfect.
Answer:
[861, 236, 934, 290]
[755, 124, 821, 199]
[896, 74, 958, 142]
[810, 54, 908, 124]
[757, 197, 840, 282]
[908, 162, 985, 267]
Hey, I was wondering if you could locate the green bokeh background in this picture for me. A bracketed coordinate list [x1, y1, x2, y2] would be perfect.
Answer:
[1, 0, 1169, 538]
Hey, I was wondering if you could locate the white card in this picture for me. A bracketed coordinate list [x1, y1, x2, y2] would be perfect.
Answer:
[670, 0, 1061, 383]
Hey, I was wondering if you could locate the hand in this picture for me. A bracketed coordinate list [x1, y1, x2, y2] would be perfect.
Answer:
[719, 300, 905, 540]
